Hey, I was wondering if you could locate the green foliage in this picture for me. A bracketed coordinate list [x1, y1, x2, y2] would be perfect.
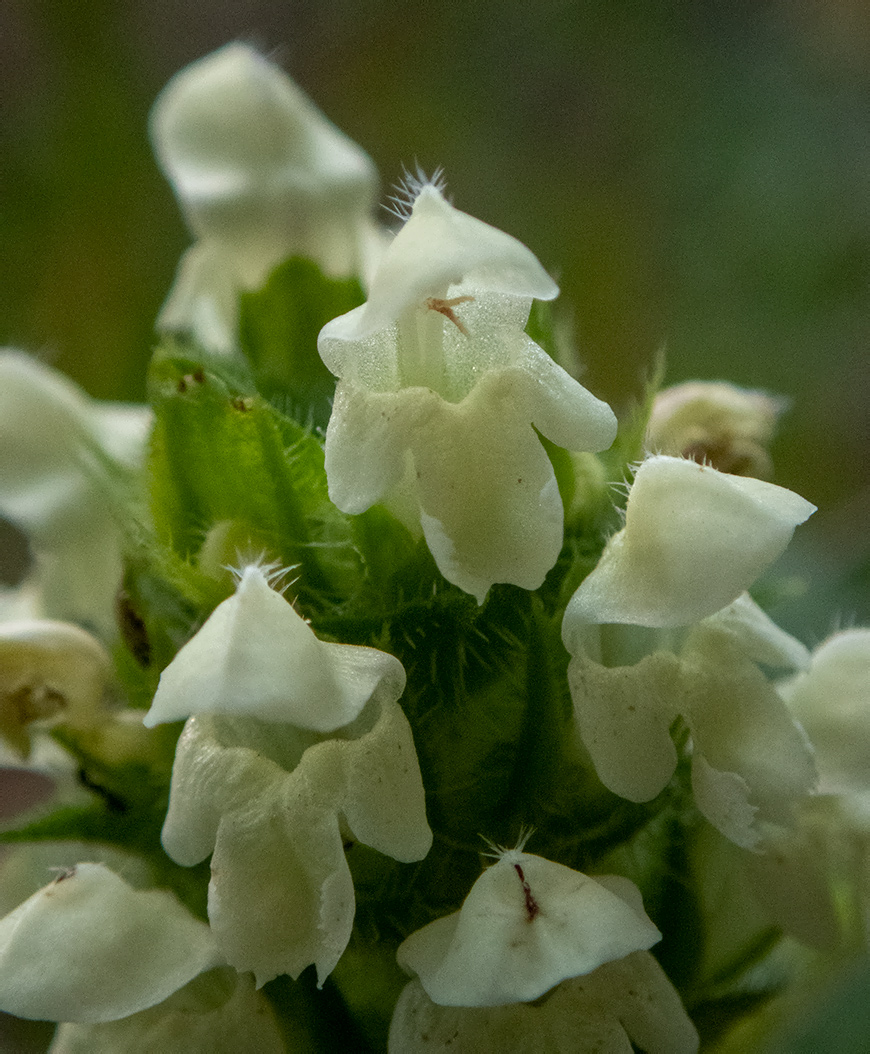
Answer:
[761, 954, 870, 1054]
[145, 342, 361, 612]
[238, 257, 365, 428]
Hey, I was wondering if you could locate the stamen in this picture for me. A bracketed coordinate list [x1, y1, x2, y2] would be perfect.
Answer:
[425, 295, 475, 336]
[513, 862, 540, 922]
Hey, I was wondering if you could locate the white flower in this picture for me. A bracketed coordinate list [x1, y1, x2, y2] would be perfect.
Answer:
[144, 563, 403, 732]
[564, 455, 815, 630]
[778, 629, 870, 815]
[565, 596, 815, 850]
[162, 703, 431, 988]
[0, 618, 111, 755]
[562, 455, 818, 849]
[389, 953, 698, 1053]
[318, 183, 617, 602]
[0, 351, 151, 636]
[151, 43, 384, 353]
[48, 971, 286, 1054]
[0, 863, 220, 1023]
[396, 848, 660, 1007]
[146, 564, 431, 986]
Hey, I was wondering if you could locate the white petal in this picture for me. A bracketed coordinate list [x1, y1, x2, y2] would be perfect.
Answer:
[588, 951, 699, 1054]
[162, 699, 430, 985]
[155, 242, 241, 355]
[0, 351, 106, 515]
[0, 353, 149, 524]
[397, 852, 660, 1006]
[388, 952, 697, 1054]
[516, 341, 617, 454]
[566, 650, 682, 802]
[681, 625, 817, 844]
[0, 843, 151, 921]
[779, 629, 870, 797]
[701, 592, 810, 671]
[408, 374, 566, 602]
[337, 694, 434, 863]
[324, 385, 410, 513]
[691, 755, 760, 851]
[388, 977, 629, 1054]
[0, 863, 220, 1023]
[160, 715, 287, 867]
[563, 455, 815, 630]
[208, 786, 354, 986]
[48, 970, 287, 1054]
[321, 185, 558, 344]
[144, 565, 406, 731]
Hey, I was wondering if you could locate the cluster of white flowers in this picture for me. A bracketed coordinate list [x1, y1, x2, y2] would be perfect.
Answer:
[0, 40, 866, 1054]
[151, 43, 385, 354]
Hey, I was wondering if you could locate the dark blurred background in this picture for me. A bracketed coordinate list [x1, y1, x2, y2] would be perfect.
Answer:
[1, 0, 868, 635]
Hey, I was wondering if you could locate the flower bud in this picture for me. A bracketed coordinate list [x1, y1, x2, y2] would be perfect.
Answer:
[646, 381, 784, 478]
[0, 619, 111, 755]
[147, 564, 431, 987]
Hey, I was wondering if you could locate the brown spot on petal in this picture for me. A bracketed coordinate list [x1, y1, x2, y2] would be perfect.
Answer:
[514, 862, 541, 922]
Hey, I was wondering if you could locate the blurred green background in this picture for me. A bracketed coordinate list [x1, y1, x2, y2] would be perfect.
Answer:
[1, 0, 868, 634]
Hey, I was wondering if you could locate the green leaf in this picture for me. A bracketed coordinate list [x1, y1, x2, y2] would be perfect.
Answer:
[238, 256, 365, 429]
[146, 345, 361, 612]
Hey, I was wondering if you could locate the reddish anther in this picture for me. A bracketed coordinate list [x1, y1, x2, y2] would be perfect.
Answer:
[513, 862, 540, 922]
[424, 295, 475, 335]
